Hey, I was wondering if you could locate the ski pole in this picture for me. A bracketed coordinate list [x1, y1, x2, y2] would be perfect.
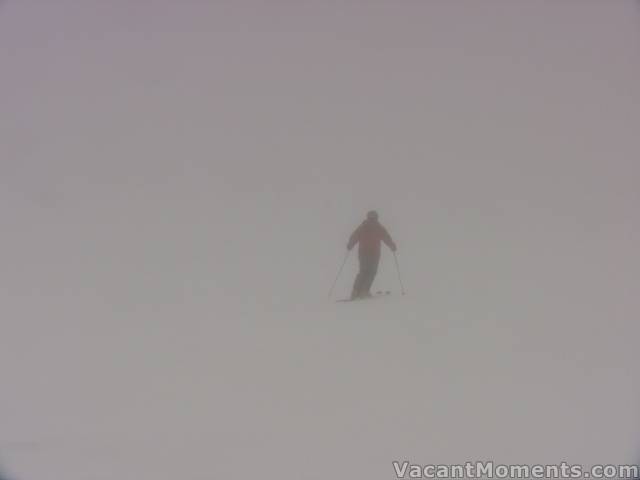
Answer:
[393, 251, 406, 295]
[328, 250, 350, 298]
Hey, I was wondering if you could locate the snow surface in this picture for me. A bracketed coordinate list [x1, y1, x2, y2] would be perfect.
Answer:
[1, 1, 639, 479]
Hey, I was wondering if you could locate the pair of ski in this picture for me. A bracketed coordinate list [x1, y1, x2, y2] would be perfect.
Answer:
[336, 290, 391, 303]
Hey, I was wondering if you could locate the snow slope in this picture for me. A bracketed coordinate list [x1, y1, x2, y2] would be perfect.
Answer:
[1, 1, 639, 479]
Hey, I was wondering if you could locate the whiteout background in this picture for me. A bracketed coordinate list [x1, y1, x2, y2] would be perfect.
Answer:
[1, 1, 639, 479]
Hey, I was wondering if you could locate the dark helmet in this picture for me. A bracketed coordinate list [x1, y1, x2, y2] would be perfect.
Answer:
[366, 210, 379, 221]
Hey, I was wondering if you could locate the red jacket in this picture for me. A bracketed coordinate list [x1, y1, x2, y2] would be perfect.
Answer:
[348, 219, 397, 256]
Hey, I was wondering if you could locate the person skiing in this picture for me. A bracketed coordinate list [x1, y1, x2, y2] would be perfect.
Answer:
[347, 210, 397, 300]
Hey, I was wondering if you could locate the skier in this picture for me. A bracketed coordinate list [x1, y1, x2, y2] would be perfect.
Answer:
[347, 210, 397, 300]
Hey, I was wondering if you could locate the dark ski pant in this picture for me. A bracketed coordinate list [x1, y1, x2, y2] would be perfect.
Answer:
[351, 252, 380, 300]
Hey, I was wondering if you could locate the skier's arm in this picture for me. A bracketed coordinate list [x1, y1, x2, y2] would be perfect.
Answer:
[347, 227, 361, 250]
[382, 228, 397, 252]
